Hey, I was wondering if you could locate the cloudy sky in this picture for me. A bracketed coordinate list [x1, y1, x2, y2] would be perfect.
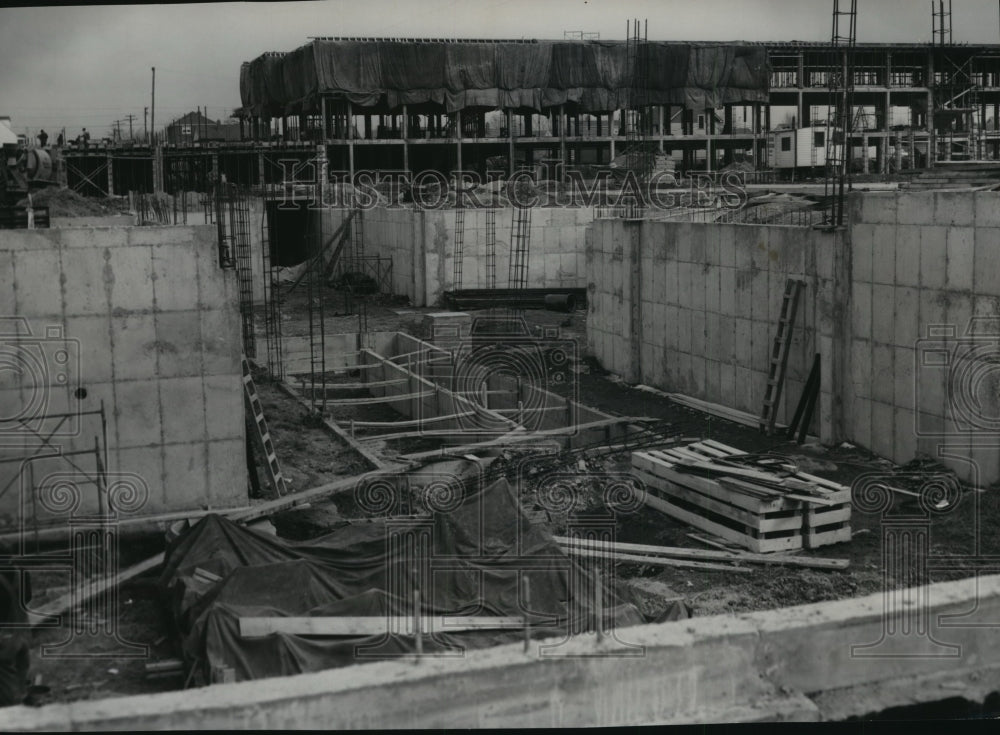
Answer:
[3, 0, 1000, 138]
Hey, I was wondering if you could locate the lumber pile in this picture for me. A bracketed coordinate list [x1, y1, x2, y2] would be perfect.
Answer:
[630, 439, 851, 553]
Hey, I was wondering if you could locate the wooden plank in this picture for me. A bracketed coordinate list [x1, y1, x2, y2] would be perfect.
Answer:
[239, 615, 526, 637]
[700, 439, 747, 456]
[806, 505, 852, 528]
[632, 453, 791, 513]
[559, 545, 752, 573]
[400, 417, 654, 462]
[687, 532, 740, 551]
[553, 535, 849, 570]
[713, 476, 787, 498]
[633, 471, 802, 553]
[321, 390, 433, 406]
[794, 471, 849, 492]
[804, 524, 852, 549]
[684, 442, 731, 459]
[640, 472, 801, 533]
[666, 394, 788, 431]
[226, 467, 408, 525]
[28, 552, 165, 628]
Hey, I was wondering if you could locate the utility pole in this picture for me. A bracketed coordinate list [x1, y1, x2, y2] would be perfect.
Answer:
[151, 66, 156, 146]
[125, 113, 136, 141]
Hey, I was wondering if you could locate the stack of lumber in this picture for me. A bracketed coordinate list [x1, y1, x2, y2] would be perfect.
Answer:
[630, 439, 851, 553]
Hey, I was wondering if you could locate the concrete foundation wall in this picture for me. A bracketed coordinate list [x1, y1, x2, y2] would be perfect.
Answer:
[847, 191, 1000, 483]
[361, 206, 595, 306]
[587, 191, 1000, 483]
[0, 225, 246, 524]
[587, 219, 845, 440]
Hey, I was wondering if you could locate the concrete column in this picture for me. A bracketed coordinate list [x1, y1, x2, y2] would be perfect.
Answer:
[106, 152, 114, 196]
[321, 97, 328, 141]
[862, 135, 869, 173]
[257, 152, 264, 189]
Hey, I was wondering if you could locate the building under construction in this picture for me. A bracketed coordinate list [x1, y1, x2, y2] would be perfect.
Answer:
[54, 37, 1000, 195]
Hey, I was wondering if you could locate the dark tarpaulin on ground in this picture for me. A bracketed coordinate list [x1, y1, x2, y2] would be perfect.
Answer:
[239, 40, 769, 116]
[160, 458, 681, 683]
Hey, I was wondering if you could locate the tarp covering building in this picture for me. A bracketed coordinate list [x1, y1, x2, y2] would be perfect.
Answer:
[160, 459, 681, 683]
[238, 40, 770, 117]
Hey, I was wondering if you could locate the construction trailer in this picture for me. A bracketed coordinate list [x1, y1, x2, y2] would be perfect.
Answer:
[771, 125, 840, 170]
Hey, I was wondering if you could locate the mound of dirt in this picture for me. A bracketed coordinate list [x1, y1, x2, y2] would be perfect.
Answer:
[17, 188, 123, 216]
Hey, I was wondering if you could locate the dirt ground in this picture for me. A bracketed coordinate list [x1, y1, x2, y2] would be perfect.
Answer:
[21, 298, 1000, 707]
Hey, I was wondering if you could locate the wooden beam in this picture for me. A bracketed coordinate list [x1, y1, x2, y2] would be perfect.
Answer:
[552, 535, 849, 570]
[239, 615, 525, 637]
[398, 417, 658, 461]
[28, 552, 165, 628]
[560, 545, 751, 573]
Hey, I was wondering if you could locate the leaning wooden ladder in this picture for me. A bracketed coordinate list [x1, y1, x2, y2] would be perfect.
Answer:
[759, 279, 805, 435]
[242, 355, 288, 496]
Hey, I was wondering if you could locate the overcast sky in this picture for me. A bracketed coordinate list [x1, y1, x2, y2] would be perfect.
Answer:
[3, 0, 1000, 138]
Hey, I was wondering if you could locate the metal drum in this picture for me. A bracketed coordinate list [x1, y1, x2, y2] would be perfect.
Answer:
[25, 149, 53, 181]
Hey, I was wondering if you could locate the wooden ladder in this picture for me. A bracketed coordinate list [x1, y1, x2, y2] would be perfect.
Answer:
[759, 279, 805, 435]
[242, 355, 288, 497]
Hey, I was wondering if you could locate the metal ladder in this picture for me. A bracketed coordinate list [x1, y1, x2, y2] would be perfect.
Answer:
[485, 200, 497, 289]
[453, 205, 465, 288]
[759, 279, 805, 435]
[242, 355, 288, 496]
[507, 203, 532, 317]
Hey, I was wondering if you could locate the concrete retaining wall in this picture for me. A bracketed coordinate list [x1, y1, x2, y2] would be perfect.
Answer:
[0, 225, 246, 524]
[5, 573, 1000, 727]
[586, 191, 1000, 483]
[362, 206, 595, 306]
[586, 219, 845, 441]
[846, 191, 1000, 483]
[245, 204, 593, 309]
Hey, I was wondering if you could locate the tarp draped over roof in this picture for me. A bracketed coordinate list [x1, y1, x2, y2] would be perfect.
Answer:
[238, 40, 769, 117]
[159, 458, 681, 683]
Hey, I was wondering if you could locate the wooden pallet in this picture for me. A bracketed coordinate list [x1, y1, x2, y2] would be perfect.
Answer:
[630, 439, 850, 553]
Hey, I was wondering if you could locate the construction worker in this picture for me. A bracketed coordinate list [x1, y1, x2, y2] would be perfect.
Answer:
[36, 130, 47, 148]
